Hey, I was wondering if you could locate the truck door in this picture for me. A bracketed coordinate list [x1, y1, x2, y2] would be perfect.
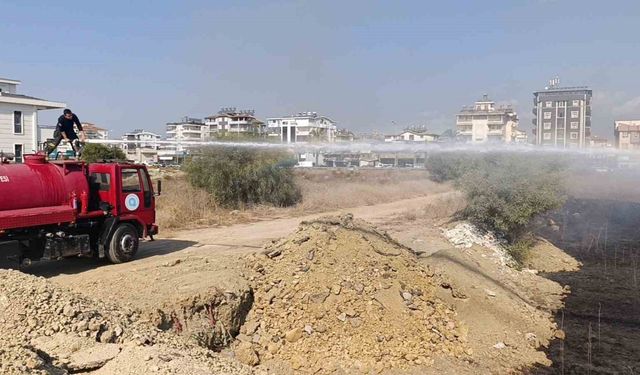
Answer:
[119, 167, 155, 229]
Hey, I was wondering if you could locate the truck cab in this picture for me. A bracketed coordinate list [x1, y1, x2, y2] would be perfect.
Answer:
[87, 162, 160, 263]
[89, 163, 158, 237]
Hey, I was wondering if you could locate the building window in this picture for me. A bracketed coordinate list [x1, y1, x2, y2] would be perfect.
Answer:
[570, 122, 579, 129]
[570, 132, 578, 140]
[14, 144, 23, 163]
[572, 100, 580, 106]
[14, 111, 23, 134]
[556, 101, 565, 107]
[545, 101, 552, 108]
[622, 132, 629, 138]
[543, 133, 552, 140]
[543, 112, 552, 119]
[571, 111, 579, 118]
[557, 110, 565, 118]
[543, 122, 552, 130]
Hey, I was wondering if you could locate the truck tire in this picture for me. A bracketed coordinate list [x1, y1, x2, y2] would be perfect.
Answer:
[107, 223, 139, 264]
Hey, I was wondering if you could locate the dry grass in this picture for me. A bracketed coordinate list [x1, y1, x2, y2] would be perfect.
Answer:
[156, 168, 452, 232]
[292, 169, 450, 212]
[392, 193, 466, 225]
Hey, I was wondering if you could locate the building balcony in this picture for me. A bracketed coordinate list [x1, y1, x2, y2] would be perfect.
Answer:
[179, 136, 202, 141]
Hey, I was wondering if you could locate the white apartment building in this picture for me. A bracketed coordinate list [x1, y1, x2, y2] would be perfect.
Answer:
[614, 120, 640, 150]
[267, 112, 336, 143]
[204, 108, 265, 138]
[385, 130, 438, 143]
[456, 94, 520, 143]
[121, 129, 162, 163]
[166, 116, 204, 150]
[82, 123, 109, 140]
[0, 77, 65, 162]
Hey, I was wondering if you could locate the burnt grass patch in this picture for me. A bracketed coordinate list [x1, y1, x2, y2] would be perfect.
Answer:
[529, 198, 640, 374]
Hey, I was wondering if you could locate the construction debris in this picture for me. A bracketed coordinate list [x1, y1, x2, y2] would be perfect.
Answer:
[443, 222, 516, 267]
[239, 214, 468, 373]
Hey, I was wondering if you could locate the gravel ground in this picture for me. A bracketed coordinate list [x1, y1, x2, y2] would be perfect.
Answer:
[0, 269, 257, 375]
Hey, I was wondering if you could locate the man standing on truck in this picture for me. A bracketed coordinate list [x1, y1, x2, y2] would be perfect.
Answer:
[45, 109, 86, 158]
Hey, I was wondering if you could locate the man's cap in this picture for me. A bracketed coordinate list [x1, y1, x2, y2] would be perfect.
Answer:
[63, 109, 72, 115]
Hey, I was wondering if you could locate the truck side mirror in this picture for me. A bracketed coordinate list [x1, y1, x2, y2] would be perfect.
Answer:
[156, 180, 162, 196]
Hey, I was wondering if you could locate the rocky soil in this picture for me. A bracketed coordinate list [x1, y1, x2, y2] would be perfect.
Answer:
[0, 269, 255, 375]
[237, 214, 469, 374]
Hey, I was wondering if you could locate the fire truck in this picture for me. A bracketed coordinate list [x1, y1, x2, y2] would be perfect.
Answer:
[0, 154, 159, 265]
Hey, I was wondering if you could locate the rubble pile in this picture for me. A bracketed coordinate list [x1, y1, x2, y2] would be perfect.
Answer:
[0, 269, 254, 375]
[443, 222, 515, 267]
[239, 214, 468, 373]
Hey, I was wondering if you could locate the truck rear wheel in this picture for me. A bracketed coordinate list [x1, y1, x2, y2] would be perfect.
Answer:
[107, 223, 139, 264]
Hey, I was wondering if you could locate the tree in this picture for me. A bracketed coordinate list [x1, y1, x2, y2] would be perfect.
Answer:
[81, 143, 127, 163]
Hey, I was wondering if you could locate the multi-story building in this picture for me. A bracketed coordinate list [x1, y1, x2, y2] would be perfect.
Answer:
[82, 123, 109, 140]
[203, 108, 265, 138]
[166, 116, 204, 148]
[614, 120, 640, 150]
[266, 112, 336, 143]
[335, 129, 356, 142]
[0, 77, 65, 161]
[456, 95, 520, 143]
[533, 79, 592, 148]
[121, 129, 162, 163]
[384, 130, 439, 143]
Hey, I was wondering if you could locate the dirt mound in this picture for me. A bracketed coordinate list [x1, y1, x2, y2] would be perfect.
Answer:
[0, 269, 254, 375]
[238, 214, 468, 373]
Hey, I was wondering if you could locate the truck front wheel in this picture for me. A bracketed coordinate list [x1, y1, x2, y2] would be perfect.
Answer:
[107, 223, 139, 264]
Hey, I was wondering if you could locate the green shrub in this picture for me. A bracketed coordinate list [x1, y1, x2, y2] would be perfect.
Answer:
[505, 237, 535, 267]
[425, 153, 484, 182]
[457, 153, 566, 243]
[427, 151, 567, 264]
[81, 143, 127, 163]
[184, 147, 301, 208]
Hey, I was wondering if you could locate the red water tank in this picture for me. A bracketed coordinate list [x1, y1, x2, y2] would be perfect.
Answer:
[0, 155, 89, 212]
